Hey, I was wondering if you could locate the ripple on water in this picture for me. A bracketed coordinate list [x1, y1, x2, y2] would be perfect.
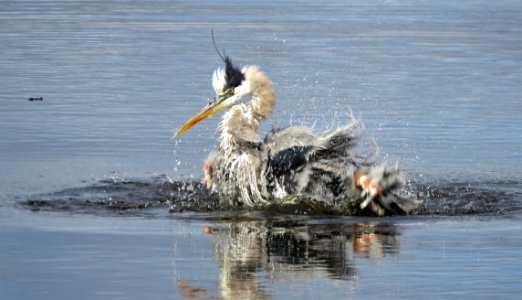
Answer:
[18, 175, 522, 217]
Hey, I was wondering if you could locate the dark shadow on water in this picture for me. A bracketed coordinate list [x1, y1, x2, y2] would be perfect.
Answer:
[174, 219, 399, 299]
[410, 180, 522, 216]
[17, 175, 522, 217]
[17, 175, 221, 216]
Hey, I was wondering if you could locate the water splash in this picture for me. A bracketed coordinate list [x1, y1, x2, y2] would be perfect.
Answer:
[411, 180, 522, 216]
[18, 175, 220, 216]
[18, 175, 522, 217]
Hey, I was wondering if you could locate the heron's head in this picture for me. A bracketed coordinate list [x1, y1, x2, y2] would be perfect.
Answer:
[175, 56, 251, 135]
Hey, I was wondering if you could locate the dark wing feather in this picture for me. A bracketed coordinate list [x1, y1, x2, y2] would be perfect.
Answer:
[267, 146, 315, 177]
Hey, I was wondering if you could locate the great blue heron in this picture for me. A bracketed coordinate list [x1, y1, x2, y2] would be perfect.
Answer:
[175, 50, 419, 216]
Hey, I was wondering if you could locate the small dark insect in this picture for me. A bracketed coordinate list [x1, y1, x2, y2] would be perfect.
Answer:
[28, 97, 43, 101]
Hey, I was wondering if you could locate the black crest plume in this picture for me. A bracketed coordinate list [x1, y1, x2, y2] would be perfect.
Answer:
[211, 30, 244, 91]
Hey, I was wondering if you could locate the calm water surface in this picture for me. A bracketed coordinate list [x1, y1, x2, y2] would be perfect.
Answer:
[1, 0, 521, 299]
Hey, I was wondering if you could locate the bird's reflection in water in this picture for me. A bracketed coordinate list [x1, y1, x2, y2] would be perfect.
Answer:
[175, 219, 399, 299]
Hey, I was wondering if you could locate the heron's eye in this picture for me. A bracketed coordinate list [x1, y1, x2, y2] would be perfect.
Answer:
[228, 88, 235, 95]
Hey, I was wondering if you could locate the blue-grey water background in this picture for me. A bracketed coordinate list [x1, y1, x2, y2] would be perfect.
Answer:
[1, 1, 521, 299]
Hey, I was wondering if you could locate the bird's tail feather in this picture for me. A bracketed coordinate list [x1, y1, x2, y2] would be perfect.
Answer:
[311, 115, 363, 164]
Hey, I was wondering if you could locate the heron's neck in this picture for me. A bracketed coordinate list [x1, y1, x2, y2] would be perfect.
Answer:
[218, 66, 275, 155]
[218, 104, 260, 156]
[245, 65, 275, 120]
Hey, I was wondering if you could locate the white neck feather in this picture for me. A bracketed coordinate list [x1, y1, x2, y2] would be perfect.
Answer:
[218, 65, 276, 154]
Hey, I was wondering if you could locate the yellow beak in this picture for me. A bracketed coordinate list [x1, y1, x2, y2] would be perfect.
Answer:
[174, 99, 227, 136]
